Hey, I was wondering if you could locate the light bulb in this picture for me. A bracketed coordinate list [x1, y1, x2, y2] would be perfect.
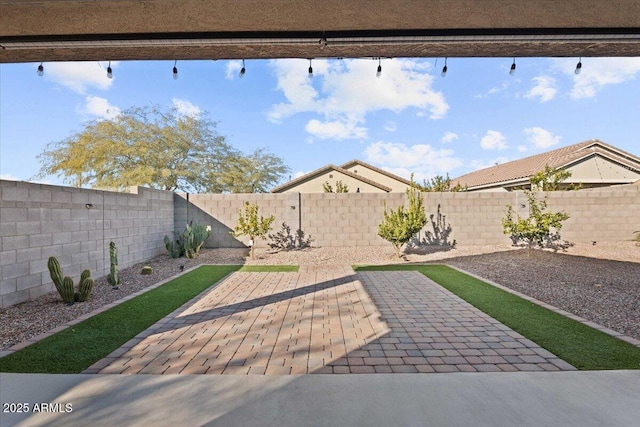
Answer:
[37, 63, 44, 76]
[239, 60, 246, 78]
[107, 61, 113, 79]
[173, 66, 178, 80]
[575, 59, 582, 75]
[441, 65, 447, 77]
[509, 61, 516, 76]
[376, 64, 382, 78]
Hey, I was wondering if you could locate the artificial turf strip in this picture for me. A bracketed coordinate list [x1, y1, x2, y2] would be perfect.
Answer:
[354, 264, 640, 371]
[0, 265, 242, 374]
[238, 265, 299, 272]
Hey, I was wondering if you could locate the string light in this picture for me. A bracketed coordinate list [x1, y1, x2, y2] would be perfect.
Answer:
[441, 57, 448, 77]
[509, 57, 516, 75]
[107, 61, 113, 79]
[308, 59, 313, 78]
[37, 62, 44, 76]
[172, 60, 178, 79]
[376, 57, 382, 77]
[575, 57, 582, 74]
[239, 59, 246, 78]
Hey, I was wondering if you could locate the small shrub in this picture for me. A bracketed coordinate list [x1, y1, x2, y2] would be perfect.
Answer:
[323, 180, 349, 193]
[141, 266, 153, 275]
[230, 201, 275, 259]
[378, 176, 427, 258]
[502, 189, 569, 251]
[268, 222, 313, 251]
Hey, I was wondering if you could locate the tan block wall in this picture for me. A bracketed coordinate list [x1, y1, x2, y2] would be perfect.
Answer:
[0, 181, 174, 307]
[180, 185, 639, 249]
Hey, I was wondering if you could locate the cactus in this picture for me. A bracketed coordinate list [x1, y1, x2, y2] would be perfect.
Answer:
[47, 257, 64, 289]
[47, 257, 94, 304]
[75, 276, 94, 302]
[60, 277, 76, 305]
[164, 235, 181, 258]
[107, 241, 122, 289]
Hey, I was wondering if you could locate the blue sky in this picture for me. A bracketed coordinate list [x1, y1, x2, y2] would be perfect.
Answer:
[1, 57, 639, 189]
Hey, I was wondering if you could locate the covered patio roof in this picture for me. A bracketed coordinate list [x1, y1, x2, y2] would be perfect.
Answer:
[1, 0, 640, 63]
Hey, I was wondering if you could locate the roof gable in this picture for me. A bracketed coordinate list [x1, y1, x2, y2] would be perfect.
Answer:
[452, 139, 640, 189]
[271, 164, 392, 193]
[340, 159, 413, 186]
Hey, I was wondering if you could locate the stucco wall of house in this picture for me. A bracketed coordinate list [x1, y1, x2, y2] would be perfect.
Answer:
[566, 156, 640, 184]
[341, 164, 410, 192]
[277, 170, 388, 193]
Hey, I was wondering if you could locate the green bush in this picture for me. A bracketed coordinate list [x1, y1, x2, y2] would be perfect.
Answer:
[378, 177, 427, 258]
[231, 201, 275, 259]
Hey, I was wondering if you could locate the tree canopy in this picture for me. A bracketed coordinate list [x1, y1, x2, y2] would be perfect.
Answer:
[36, 105, 290, 193]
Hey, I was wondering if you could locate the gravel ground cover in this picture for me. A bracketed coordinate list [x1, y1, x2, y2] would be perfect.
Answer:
[1, 242, 638, 351]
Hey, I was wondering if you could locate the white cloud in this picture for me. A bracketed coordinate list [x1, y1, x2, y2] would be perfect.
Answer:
[480, 130, 508, 150]
[553, 57, 640, 99]
[225, 60, 243, 80]
[81, 96, 121, 120]
[172, 98, 201, 118]
[268, 58, 448, 139]
[523, 127, 561, 149]
[364, 141, 463, 180]
[384, 121, 397, 132]
[475, 82, 509, 98]
[525, 76, 557, 102]
[45, 61, 116, 94]
[305, 119, 367, 140]
[293, 171, 307, 179]
[441, 131, 459, 144]
[517, 145, 528, 153]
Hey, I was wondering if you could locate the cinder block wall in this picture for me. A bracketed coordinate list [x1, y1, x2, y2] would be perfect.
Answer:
[0, 181, 174, 307]
[180, 186, 639, 249]
[173, 192, 299, 248]
[547, 184, 640, 242]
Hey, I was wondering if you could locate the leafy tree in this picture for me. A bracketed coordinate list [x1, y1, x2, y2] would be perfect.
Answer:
[231, 201, 275, 259]
[378, 177, 427, 258]
[420, 174, 466, 192]
[36, 105, 289, 193]
[528, 165, 581, 191]
[214, 148, 290, 193]
[323, 180, 349, 193]
[502, 166, 577, 252]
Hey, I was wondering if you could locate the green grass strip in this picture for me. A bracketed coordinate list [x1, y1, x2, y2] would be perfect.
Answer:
[0, 265, 242, 374]
[354, 264, 640, 370]
[238, 265, 298, 272]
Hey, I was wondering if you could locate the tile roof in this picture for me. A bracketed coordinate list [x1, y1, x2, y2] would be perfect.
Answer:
[451, 139, 640, 189]
[339, 159, 413, 186]
[270, 164, 392, 193]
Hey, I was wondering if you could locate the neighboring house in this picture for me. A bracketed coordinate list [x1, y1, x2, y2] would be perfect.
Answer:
[271, 160, 413, 193]
[451, 139, 640, 192]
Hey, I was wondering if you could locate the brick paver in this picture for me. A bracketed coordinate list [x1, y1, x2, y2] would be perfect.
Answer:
[86, 267, 575, 374]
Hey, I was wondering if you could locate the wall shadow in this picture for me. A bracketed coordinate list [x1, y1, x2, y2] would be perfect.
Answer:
[406, 204, 456, 255]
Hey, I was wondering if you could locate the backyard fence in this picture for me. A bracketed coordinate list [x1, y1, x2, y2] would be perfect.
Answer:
[1, 179, 638, 307]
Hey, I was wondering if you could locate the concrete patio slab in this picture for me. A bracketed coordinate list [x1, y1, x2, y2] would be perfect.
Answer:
[2, 371, 640, 427]
[85, 266, 573, 374]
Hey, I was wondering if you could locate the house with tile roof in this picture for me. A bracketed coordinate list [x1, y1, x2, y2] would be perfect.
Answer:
[451, 139, 640, 192]
[271, 160, 413, 193]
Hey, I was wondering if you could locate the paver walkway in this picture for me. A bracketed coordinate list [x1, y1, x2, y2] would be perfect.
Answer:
[85, 266, 574, 375]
